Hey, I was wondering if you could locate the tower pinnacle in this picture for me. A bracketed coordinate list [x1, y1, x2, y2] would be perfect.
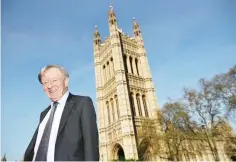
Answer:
[94, 25, 101, 46]
[133, 18, 141, 37]
[109, 4, 113, 10]
[108, 4, 118, 32]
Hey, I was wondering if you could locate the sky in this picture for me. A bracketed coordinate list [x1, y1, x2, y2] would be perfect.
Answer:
[1, 0, 236, 160]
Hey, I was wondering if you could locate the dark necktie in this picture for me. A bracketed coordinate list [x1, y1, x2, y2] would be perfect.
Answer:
[35, 101, 59, 161]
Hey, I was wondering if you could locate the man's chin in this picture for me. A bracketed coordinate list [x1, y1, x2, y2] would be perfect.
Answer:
[47, 92, 63, 101]
[49, 96, 59, 102]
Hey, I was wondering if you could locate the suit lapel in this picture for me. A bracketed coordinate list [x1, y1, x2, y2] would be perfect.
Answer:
[24, 105, 51, 160]
[40, 106, 51, 123]
[24, 125, 39, 160]
[57, 93, 75, 137]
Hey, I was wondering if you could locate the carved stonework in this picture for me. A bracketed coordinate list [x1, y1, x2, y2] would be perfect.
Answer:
[93, 5, 160, 161]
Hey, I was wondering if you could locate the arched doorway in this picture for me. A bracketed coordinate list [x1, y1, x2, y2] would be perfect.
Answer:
[117, 147, 125, 161]
[231, 155, 236, 161]
[112, 143, 125, 161]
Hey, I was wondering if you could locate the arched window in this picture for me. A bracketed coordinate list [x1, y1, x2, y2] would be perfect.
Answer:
[136, 94, 142, 116]
[106, 101, 110, 124]
[142, 95, 149, 117]
[123, 55, 128, 73]
[130, 92, 136, 116]
[115, 95, 120, 119]
[107, 61, 110, 80]
[111, 98, 115, 122]
[135, 58, 139, 76]
[110, 57, 114, 76]
[103, 65, 106, 83]
[129, 56, 134, 74]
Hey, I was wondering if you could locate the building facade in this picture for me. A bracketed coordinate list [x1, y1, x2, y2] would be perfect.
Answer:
[93, 6, 160, 161]
[93, 6, 233, 161]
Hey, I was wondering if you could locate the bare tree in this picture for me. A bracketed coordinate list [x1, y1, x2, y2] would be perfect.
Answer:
[184, 78, 225, 161]
[212, 65, 236, 117]
[140, 101, 200, 161]
[183, 65, 236, 161]
[139, 65, 236, 161]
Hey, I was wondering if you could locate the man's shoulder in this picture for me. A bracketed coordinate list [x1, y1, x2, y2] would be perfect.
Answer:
[41, 104, 51, 114]
[70, 94, 95, 113]
[70, 93, 93, 102]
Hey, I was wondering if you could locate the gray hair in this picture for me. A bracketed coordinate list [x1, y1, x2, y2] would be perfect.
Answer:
[38, 64, 69, 84]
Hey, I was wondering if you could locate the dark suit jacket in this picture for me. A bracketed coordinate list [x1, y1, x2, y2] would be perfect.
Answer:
[23, 93, 99, 161]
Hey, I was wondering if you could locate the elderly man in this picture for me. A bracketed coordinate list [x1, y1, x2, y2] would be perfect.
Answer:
[23, 65, 99, 161]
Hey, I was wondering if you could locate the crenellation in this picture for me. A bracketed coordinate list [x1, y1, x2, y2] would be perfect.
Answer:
[103, 36, 110, 43]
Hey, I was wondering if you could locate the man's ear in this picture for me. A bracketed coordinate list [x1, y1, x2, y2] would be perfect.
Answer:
[65, 78, 69, 88]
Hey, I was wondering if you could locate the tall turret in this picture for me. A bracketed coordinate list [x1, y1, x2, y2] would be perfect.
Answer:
[93, 6, 160, 161]
[108, 5, 118, 34]
[93, 25, 101, 49]
[133, 17, 142, 37]
[133, 17, 159, 117]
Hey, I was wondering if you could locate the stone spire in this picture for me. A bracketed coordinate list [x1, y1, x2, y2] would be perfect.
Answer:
[108, 4, 118, 32]
[93, 25, 101, 46]
[133, 17, 142, 37]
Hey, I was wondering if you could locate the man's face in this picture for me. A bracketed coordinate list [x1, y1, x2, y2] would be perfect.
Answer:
[41, 67, 69, 102]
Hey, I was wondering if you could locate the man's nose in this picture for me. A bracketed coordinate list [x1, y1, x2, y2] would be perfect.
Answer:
[47, 82, 53, 88]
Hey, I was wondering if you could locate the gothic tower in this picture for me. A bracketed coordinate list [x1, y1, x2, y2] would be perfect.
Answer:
[93, 5, 159, 161]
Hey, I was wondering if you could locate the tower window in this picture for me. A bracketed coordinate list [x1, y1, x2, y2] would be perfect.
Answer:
[115, 95, 120, 119]
[135, 58, 139, 76]
[136, 94, 142, 116]
[107, 61, 110, 80]
[129, 57, 134, 74]
[103, 65, 107, 84]
[111, 98, 115, 122]
[130, 93, 136, 116]
[142, 95, 149, 117]
[106, 101, 111, 125]
[110, 57, 115, 77]
[123, 55, 128, 73]
[110, 20, 114, 25]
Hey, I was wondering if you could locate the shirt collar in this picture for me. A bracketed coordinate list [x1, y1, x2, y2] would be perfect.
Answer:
[51, 91, 69, 106]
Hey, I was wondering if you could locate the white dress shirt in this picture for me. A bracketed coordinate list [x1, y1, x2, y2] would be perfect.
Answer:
[33, 91, 69, 162]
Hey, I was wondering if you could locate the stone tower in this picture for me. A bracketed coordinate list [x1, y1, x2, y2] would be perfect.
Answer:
[93, 5, 159, 161]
